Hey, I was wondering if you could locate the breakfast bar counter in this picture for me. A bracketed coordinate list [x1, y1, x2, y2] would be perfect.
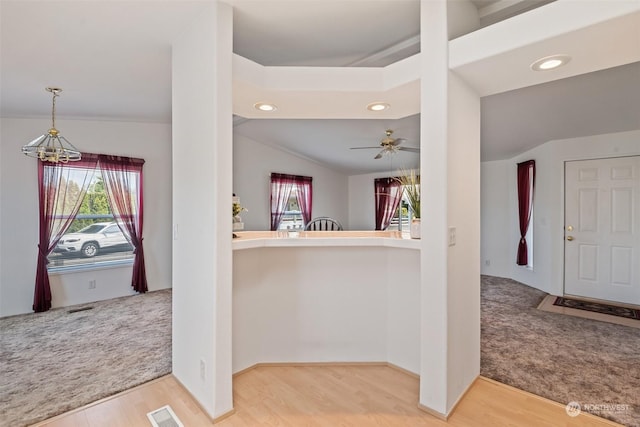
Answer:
[232, 230, 421, 250]
[232, 230, 421, 376]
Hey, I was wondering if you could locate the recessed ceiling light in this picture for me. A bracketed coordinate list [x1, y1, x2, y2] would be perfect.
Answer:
[367, 102, 390, 112]
[254, 102, 277, 112]
[530, 54, 571, 71]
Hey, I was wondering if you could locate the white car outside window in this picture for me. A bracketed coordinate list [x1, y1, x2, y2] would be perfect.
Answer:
[55, 222, 131, 258]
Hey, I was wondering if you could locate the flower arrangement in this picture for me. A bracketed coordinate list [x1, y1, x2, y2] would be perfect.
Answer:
[397, 169, 420, 219]
[232, 194, 247, 227]
[232, 201, 247, 218]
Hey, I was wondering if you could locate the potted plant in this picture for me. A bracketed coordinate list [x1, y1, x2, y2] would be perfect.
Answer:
[232, 194, 247, 236]
[397, 169, 420, 239]
[232, 200, 246, 220]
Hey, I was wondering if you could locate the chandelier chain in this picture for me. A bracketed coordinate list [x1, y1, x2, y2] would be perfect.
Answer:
[48, 88, 61, 130]
[51, 91, 57, 129]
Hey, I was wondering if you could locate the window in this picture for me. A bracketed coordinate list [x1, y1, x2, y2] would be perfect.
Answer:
[270, 173, 312, 231]
[48, 172, 136, 270]
[277, 187, 304, 230]
[33, 154, 147, 312]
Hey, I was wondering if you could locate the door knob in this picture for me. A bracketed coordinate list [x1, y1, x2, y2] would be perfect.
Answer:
[566, 225, 573, 231]
[566, 236, 574, 241]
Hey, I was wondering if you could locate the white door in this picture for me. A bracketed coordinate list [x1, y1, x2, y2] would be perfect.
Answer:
[564, 156, 640, 305]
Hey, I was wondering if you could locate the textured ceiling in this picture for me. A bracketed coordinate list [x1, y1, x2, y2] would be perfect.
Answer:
[235, 115, 421, 174]
[232, 0, 421, 67]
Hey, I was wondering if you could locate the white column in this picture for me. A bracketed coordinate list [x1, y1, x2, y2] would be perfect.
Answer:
[446, 71, 481, 410]
[171, 1, 234, 420]
[419, 0, 481, 416]
[419, 0, 449, 414]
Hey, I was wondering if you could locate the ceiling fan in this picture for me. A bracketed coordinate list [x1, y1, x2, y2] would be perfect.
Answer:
[350, 129, 420, 159]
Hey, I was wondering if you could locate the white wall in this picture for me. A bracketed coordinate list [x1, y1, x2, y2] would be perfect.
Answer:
[0, 117, 172, 317]
[0, 116, 3, 318]
[481, 130, 640, 295]
[233, 247, 387, 372]
[233, 246, 420, 375]
[480, 159, 510, 277]
[446, 71, 481, 408]
[233, 133, 348, 230]
[171, 1, 233, 419]
[385, 248, 421, 373]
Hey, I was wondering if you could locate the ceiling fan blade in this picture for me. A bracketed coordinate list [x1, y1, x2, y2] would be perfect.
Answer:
[397, 146, 420, 153]
[390, 137, 406, 146]
[350, 146, 382, 150]
[374, 150, 385, 159]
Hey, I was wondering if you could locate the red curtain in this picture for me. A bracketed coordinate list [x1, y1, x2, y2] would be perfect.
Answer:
[98, 155, 147, 293]
[33, 154, 99, 312]
[516, 160, 535, 265]
[295, 175, 313, 226]
[270, 173, 295, 231]
[374, 177, 402, 231]
[270, 173, 313, 230]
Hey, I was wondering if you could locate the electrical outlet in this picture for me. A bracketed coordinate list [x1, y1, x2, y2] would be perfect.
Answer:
[448, 227, 456, 246]
[199, 359, 205, 380]
[88, 280, 97, 289]
[485, 260, 491, 266]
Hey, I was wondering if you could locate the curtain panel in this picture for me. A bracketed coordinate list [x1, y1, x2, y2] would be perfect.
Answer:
[33, 155, 100, 312]
[270, 173, 313, 230]
[98, 155, 147, 293]
[374, 177, 402, 231]
[295, 175, 313, 226]
[516, 160, 535, 266]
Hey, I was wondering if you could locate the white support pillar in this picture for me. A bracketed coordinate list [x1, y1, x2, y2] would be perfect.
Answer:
[419, 0, 449, 415]
[419, 0, 481, 417]
[445, 71, 481, 412]
[171, 1, 234, 420]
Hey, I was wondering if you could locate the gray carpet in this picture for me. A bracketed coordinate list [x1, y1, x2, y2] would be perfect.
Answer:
[0, 289, 171, 427]
[481, 275, 640, 426]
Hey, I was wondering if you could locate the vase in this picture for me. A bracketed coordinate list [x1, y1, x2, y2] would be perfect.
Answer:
[410, 218, 421, 239]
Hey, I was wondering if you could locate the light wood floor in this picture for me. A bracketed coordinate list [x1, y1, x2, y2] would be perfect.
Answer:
[32, 365, 622, 427]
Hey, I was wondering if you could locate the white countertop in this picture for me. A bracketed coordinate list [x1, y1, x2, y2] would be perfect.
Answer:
[232, 230, 421, 250]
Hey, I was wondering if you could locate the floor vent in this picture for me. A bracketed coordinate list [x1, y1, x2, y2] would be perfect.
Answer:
[67, 306, 93, 314]
[147, 405, 184, 427]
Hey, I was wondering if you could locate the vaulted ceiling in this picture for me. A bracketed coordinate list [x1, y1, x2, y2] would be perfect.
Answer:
[1, 0, 638, 173]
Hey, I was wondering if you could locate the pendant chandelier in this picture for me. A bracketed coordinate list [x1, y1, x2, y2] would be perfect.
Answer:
[21, 87, 81, 163]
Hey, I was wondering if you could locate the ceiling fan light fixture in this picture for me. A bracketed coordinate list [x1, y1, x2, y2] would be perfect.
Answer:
[21, 87, 82, 163]
[350, 128, 418, 160]
[254, 102, 277, 112]
[366, 102, 389, 112]
[530, 54, 571, 71]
